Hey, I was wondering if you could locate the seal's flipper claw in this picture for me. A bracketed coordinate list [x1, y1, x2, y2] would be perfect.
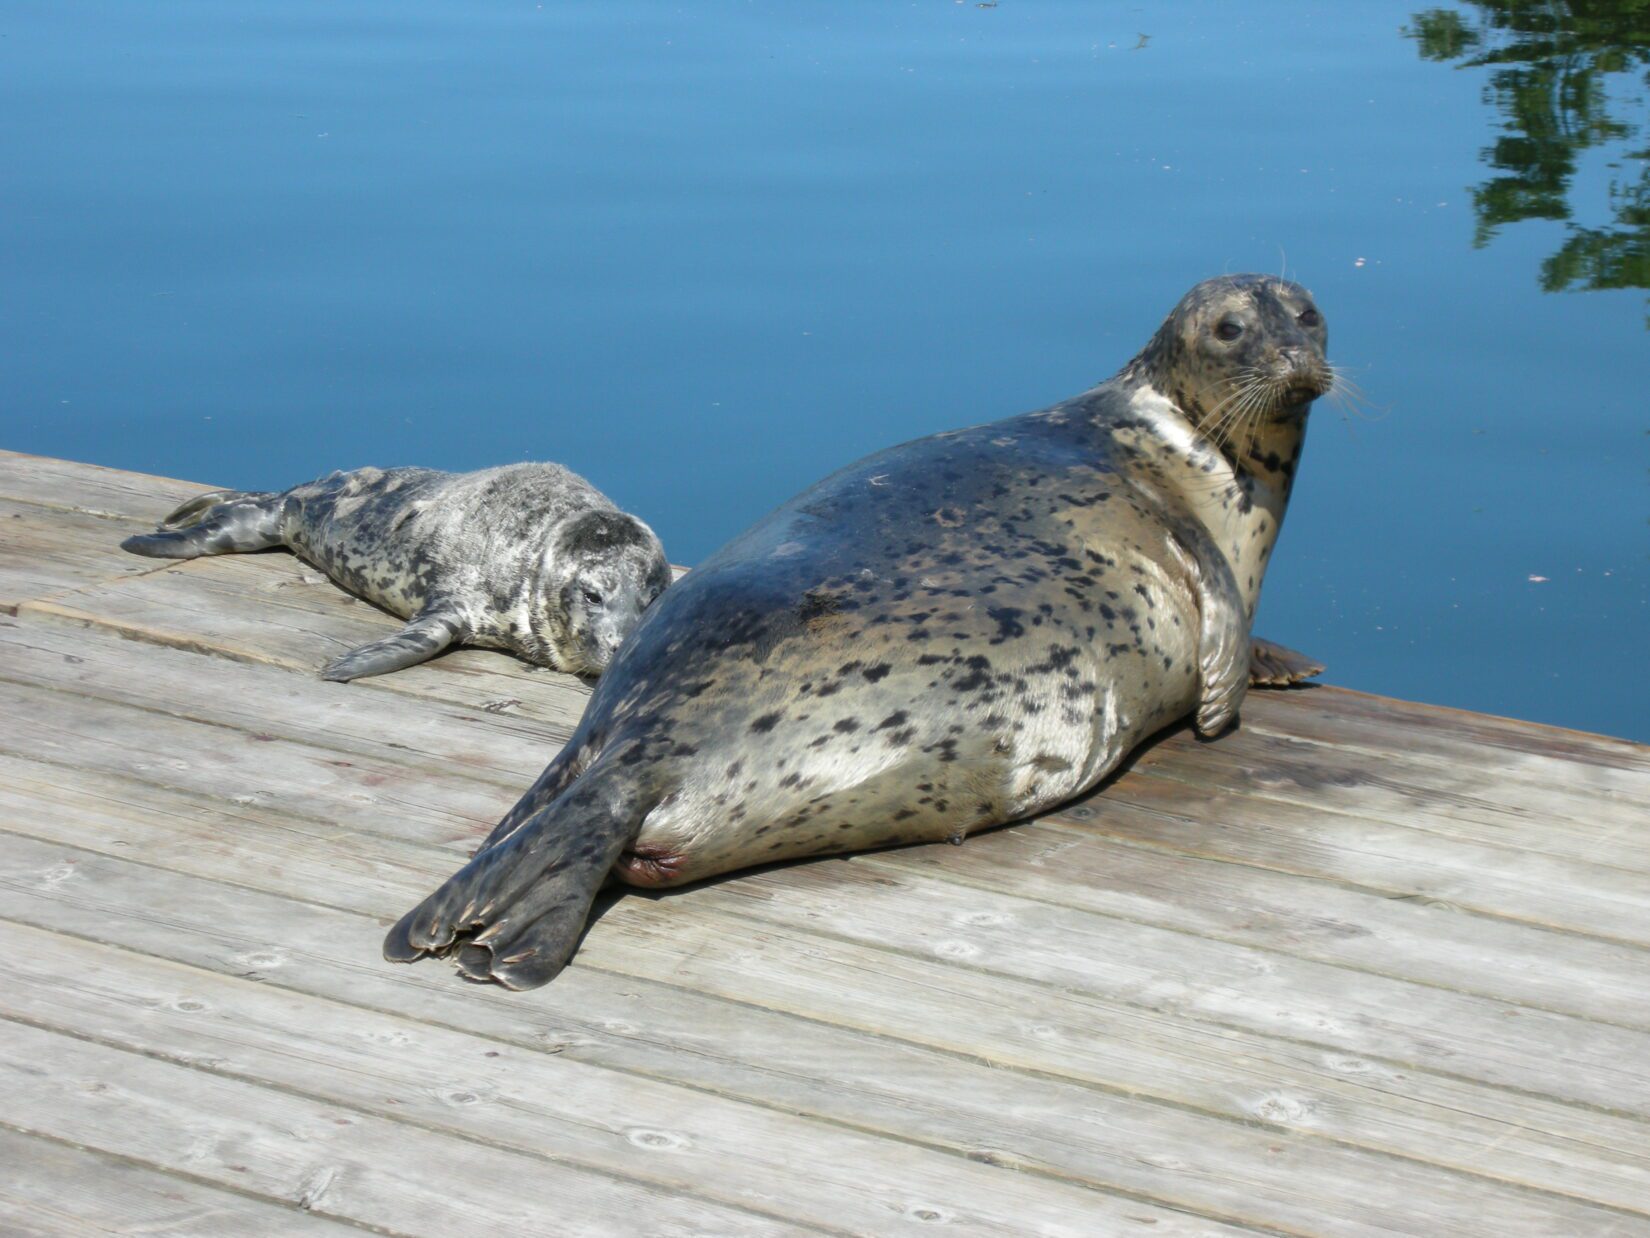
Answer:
[486, 927, 583, 991]
[455, 943, 493, 980]
[1249, 637, 1325, 687]
[383, 766, 647, 988]
[381, 914, 427, 963]
[460, 860, 621, 988]
[322, 609, 464, 682]
[1196, 632, 1247, 738]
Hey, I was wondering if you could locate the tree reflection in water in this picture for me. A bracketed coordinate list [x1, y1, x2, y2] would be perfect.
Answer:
[1405, 2, 1650, 314]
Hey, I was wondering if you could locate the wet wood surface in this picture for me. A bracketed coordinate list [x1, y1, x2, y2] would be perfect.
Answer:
[2, 448, 1647, 1236]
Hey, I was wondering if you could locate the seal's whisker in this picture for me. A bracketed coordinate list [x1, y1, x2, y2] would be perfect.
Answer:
[1327, 368, 1387, 422]
[1202, 370, 1268, 443]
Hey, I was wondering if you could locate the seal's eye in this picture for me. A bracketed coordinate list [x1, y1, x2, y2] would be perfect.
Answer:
[581, 588, 604, 606]
[1298, 307, 1321, 328]
[1214, 319, 1244, 342]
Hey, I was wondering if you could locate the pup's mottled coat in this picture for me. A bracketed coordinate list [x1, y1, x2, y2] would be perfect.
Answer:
[122, 463, 672, 680]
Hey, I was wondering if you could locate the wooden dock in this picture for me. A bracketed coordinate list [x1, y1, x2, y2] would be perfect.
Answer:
[2, 448, 1648, 1236]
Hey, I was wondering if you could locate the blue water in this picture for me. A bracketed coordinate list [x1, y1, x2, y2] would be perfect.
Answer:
[3, 2, 1645, 740]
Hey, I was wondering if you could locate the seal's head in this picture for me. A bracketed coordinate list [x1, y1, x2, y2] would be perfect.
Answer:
[1124, 274, 1331, 446]
[534, 510, 672, 675]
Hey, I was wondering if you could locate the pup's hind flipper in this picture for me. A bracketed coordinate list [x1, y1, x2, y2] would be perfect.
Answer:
[159, 489, 254, 529]
[322, 609, 466, 682]
[121, 490, 284, 559]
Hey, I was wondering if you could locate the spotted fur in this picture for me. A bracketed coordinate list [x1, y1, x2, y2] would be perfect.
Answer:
[121, 463, 672, 680]
[385, 275, 1332, 989]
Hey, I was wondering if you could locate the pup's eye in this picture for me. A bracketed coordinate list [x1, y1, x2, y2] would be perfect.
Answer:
[1215, 319, 1244, 341]
[581, 588, 604, 605]
[1298, 307, 1321, 328]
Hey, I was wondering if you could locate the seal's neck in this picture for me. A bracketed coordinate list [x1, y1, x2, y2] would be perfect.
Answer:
[1117, 383, 1308, 623]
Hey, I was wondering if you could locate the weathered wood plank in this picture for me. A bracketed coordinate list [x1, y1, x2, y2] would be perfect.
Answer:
[2, 817, 1648, 1223]
[1198, 709, 1650, 821]
[0, 675, 509, 854]
[704, 861, 1650, 1116]
[1255, 680, 1650, 773]
[0, 449, 202, 520]
[0, 921, 1272, 1238]
[0, 1125, 375, 1237]
[0, 617, 559, 791]
[1050, 777, 1650, 947]
[0, 499, 177, 613]
[871, 822, 1650, 1026]
[1124, 721, 1650, 869]
[0, 1016, 823, 1237]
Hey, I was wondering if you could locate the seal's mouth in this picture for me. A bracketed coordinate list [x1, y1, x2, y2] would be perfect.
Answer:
[1282, 383, 1323, 406]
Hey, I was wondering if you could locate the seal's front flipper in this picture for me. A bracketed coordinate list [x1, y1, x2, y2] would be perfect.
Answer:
[384, 767, 648, 989]
[321, 609, 464, 682]
[120, 490, 284, 559]
[1166, 531, 1249, 737]
[1195, 606, 1248, 737]
[1249, 637, 1325, 687]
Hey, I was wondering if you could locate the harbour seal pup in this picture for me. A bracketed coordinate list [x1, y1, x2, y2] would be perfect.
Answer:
[121, 463, 673, 681]
[385, 274, 1333, 989]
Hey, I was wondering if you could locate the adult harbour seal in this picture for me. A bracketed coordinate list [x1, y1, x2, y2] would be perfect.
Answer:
[386, 274, 1332, 989]
[121, 463, 672, 681]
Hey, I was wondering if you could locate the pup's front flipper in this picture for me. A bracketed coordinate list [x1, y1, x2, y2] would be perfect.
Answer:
[1249, 637, 1325, 687]
[323, 608, 465, 682]
[384, 767, 650, 989]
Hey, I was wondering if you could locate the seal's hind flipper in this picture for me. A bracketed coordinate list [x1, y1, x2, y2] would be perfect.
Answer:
[384, 766, 647, 989]
[1249, 637, 1325, 687]
[321, 609, 465, 682]
[472, 743, 589, 854]
[120, 490, 284, 559]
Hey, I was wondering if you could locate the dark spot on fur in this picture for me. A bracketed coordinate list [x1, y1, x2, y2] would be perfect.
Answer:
[987, 606, 1026, 644]
[799, 589, 844, 620]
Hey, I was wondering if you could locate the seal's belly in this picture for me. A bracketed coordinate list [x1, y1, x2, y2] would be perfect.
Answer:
[622, 538, 1204, 886]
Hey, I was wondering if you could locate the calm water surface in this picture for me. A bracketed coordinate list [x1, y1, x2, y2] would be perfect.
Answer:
[4, 2, 1646, 739]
